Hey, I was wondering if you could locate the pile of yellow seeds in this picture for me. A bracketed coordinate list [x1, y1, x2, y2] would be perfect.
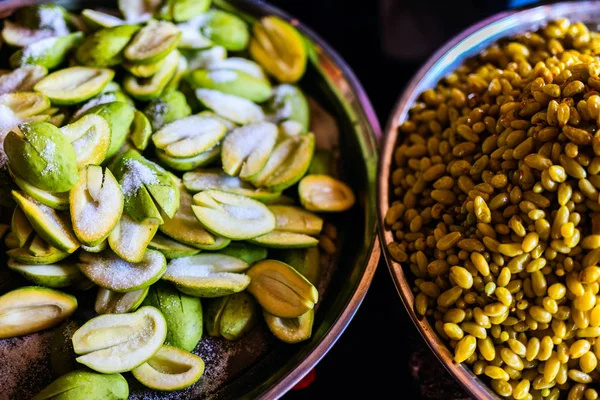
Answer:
[387, 18, 600, 400]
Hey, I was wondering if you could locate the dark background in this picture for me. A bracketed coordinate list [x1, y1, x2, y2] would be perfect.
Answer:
[263, 0, 541, 398]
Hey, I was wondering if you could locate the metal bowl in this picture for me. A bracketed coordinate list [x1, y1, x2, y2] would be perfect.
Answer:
[0, 1, 381, 399]
[377, 2, 600, 399]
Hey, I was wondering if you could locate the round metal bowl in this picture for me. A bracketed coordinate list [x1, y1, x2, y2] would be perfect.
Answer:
[0, 1, 381, 399]
[378, 2, 600, 399]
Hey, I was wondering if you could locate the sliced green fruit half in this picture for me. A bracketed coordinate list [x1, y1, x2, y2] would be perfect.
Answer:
[82, 239, 108, 253]
[268, 205, 323, 235]
[8, 169, 69, 212]
[0, 92, 50, 118]
[79, 249, 166, 292]
[148, 234, 201, 258]
[152, 113, 227, 158]
[221, 121, 278, 179]
[132, 345, 204, 391]
[298, 174, 356, 212]
[162, 253, 250, 297]
[143, 89, 191, 131]
[156, 145, 220, 171]
[108, 214, 159, 263]
[32, 370, 129, 400]
[34, 67, 115, 106]
[194, 235, 231, 251]
[125, 20, 181, 64]
[266, 84, 310, 133]
[246, 259, 318, 318]
[248, 231, 319, 248]
[169, 0, 210, 22]
[60, 115, 111, 168]
[186, 69, 272, 103]
[195, 88, 264, 124]
[130, 110, 153, 151]
[76, 25, 140, 67]
[192, 190, 276, 240]
[182, 169, 280, 201]
[84, 101, 135, 159]
[81, 9, 126, 30]
[12, 204, 34, 247]
[12, 191, 80, 253]
[124, 50, 180, 101]
[124, 57, 166, 78]
[219, 291, 258, 341]
[264, 308, 314, 344]
[10, 32, 84, 70]
[72, 306, 167, 374]
[70, 165, 124, 246]
[0, 286, 77, 339]
[95, 287, 149, 314]
[7, 241, 69, 264]
[210, 57, 267, 80]
[8, 260, 83, 288]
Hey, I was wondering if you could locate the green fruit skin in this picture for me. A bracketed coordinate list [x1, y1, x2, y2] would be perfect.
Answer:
[76, 25, 141, 67]
[170, 0, 210, 21]
[186, 69, 272, 103]
[130, 110, 153, 151]
[155, 146, 220, 172]
[271, 247, 321, 286]
[50, 319, 81, 377]
[220, 291, 258, 340]
[4, 122, 79, 192]
[142, 281, 202, 351]
[7, 246, 69, 265]
[9, 167, 69, 210]
[10, 32, 84, 70]
[32, 370, 129, 400]
[218, 242, 268, 264]
[84, 101, 135, 159]
[204, 296, 227, 337]
[269, 84, 310, 132]
[201, 10, 250, 51]
[144, 90, 191, 131]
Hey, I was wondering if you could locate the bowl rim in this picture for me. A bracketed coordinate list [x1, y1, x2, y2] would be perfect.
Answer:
[376, 2, 600, 399]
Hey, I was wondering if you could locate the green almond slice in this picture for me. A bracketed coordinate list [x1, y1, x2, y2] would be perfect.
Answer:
[73, 306, 167, 374]
[84, 101, 135, 159]
[10, 32, 84, 70]
[109, 214, 160, 263]
[218, 242, 268, 264]
[76, 25, 141, 68]
[125, 20, 181, 64]
[7, 243, 69, 265]
[182, 169, 280, 201]
[251, 133, 315, 192]
[221, 121, 278, 179]
[219, 291, 258, 341]
[264, 308, 314, 344]
[148, 234, 201, 259]
[165, 54, 189, 92]
[195, 88, 264, 124]
[185, 46, 227, 70]
[299, 174, 356, 212]
[0, 65, 48, 94]
[193, 235, 231, 251]
[82, 239, 108, 253]
[199, 10, 249, 52]
[210, 57, 267, 81]
[70, 165, 124, 246]
[267, 84, 310, 133]
[130, 110, 153, 151]
[204, 296, 227, 336]
[170, 0, 210, 22]
[132, 345, 204, 391]
[246, 259, 318, 318]
[124, 50, 180, 101]
[248, 231, 319, 249]
[0, 286, 77, 339]
[124, 58, 166, 78]
[34, 67, 115, 106]
[79, 249, 166, 292]
[95, 287, 149, 314]
[1, 21, 62, 48]
[274, 247, 321, 286]
[159, 178, 215, 247]
[71, 92, 118, 121]
[82, 9, 126, 30]
[12, 205, 34, 248]
[32, 370, 129, 400]
[156, 145, 220, 171]
[192, 190, 276, 240]
[12, 191, 80, 253]
[0, 92, 50, 118]
[152, 114, 227, 158]
[8, 260, 83, 288]
[28, 234, 54, 256]
[61, 115, 111, 168]
[268, 205, 323, 235]
[162, 253, 250, 297]
[187, 69, 272, 103]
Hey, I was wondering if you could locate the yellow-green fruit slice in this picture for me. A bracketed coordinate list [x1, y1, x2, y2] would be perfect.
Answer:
[95, 287, 149, 314]
[209, 57, 268, 80]
[250, 133, 315, 192]
[0, 286, 77, 339]
[267, 84, 310, 133]
[109, 214, 160, 263]
[195, 88, 264, 124]
[125, 20, 181, 64]
[148, 234, 201, 259]
[199, 10, 249, 51]
[219, 242, 268, 264]
[8, 260, 83, 288]
[124, 50, 180, 101]
[32, 370, 129, 400]
[82, 239, 108, 253]
[10, 32, 84, 70]
[130, 110, 153, 151]
[275, 247, 321, 286]
[264, 308, 314, 343]
[8, 168, 69, 210]
[268, 205, 323, 235]
[162, 253, 250, 297]
[142, 281, 202, 351]
[81, 9, 126, 30]
[156, 145, 220, 171]
[221, 121, 278, 179]
[70, 165, 124, 246]
[76, 25, 140, 67]
[34, 67, 115, 105]
[79, 249, 166, 292]
[246, 259, 318, 318]
[249, 16, 307, 83]
[0, 65, 48, 95]
[169, 0, 210, 22]
[219, 291, 258, 341]
[191, 190, 276, 240]
[12, 204, 34, 247]
[152, 113, 227, 158]
[298, 174, 356, 212]
[183, 169, 280, 202]
[194, 235, 231, 251]
[72, 306, 167, 374]
[60, 115, 111, 168]
[84, 101, 135, 159]
[0, 92, 50, 118]
[132, 345, 204, 391]
[12, 191, 80, 253]
[248, 231, 319, 248]
[186, 69, 272, 103]
[124, 57, 166, 78]
[7, 243, 69, 265]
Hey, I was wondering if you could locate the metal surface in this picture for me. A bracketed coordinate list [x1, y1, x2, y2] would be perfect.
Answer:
[0, 1, 381, 399]
[378, 2, 600, 400]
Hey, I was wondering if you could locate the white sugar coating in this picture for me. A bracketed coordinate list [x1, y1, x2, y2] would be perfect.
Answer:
[145, 101, 167, 130]
[223, 204, 265, 220]
[280, 120, 304, 136]
[208, 70, 238, 83]
[35, 198, 71, 236]
[38, 6, 70, 36]
[186, 46, 227, 71]
[195, 89, 264, 125]
[3, 21, 59, 47]
[76, 178, 121, 237]
[272, 84, 298, 121]
[120, 159, 158, 197]
[21, 37, 58, 60]
[40, 140, 56, 175]
[210, 57, 266, 80]
[71, 93, 117, 121]
[224, 122, 276, 163]
[0, 105, 22, 167]
[0, 65, 47, 95]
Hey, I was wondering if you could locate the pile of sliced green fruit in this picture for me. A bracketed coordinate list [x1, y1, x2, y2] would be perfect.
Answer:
[0, 0, 357, 397]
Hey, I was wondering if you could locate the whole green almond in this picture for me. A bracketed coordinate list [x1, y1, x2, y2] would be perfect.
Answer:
[142, 281, 203, 351]
[220, 291, 258, 341]
[4, 122, 79, 192]
[33, 370, 129, 400]
[186, 69, 272, 103]
[84, 101, 135, 159]
[10, 32, 84, 69]
[76, 25, 141, 67]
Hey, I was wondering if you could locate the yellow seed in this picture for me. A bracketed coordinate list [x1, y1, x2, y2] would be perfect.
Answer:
[495, 287, 513, 307]
[443, 323, 464, 340]
[470, 252, 490, 276]
[436, 232, 462, 251]
[508, 338, 527, 358]
[522, 232, 539, 253]
[479, 336, 496, 361]
[513, 379, 531, 400]
[580, 351, 597, 373]
[437, 286, 463, 307]
[454, 335, 477, 363]
[577, 327, 600, 338]
[415, 292, 428, 316]
[526, 337, 540, 361]
[549, 165, 567, 182]
[484, 365, 510, 381]
[543, 353, 561, 383]
[581, 266, 600, 284]
[501, 347, 524, 370]
[582, 235, 600, 249]
[561, 222, 575, 238]
[450, 266, 473, 289]
[474, 196, 491, 223]
[498, 243, 524, 256]
[568, 369, 593, 384]
[574, 291, 597, 311]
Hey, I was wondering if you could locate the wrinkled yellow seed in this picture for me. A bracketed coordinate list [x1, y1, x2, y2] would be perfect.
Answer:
[474, 196, 491, 223]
